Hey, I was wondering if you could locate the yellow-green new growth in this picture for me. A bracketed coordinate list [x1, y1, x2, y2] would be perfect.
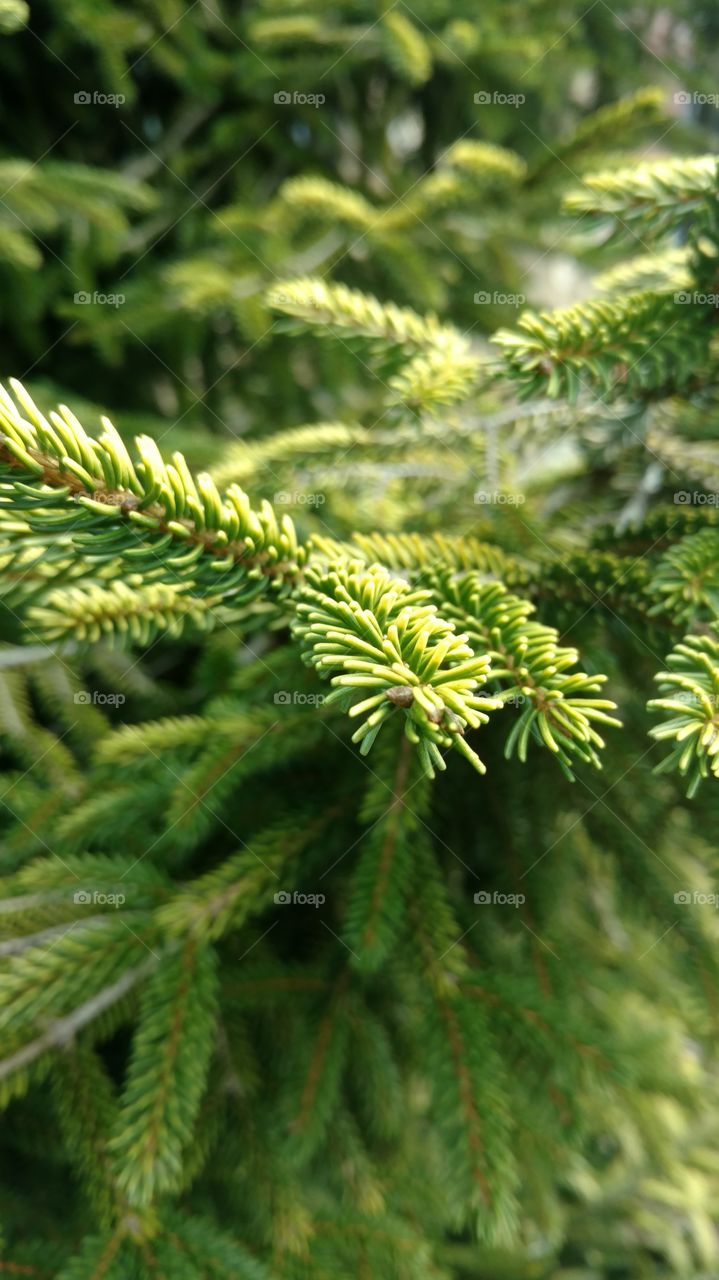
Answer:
[650, 627, 719, 796]
[267, 277, 484, 410]
[294, 560, 502, 777]
[0, 379, 304, 607]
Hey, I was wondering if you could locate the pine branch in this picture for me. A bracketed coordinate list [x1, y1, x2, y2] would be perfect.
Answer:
[50, 1045, 119, 1227]
[326, 530, 530, 585]
[157, 811, 333, 942]
[395, 140, 526, 223]
[0, 955, 155, 1087]
[595, 246, 692, 295]
[493, 291, 713, 400]
[343, 736, 428, 970]
[267, 278, 484, 410]
[211, 423, 367, 489]
[277, 177, 380, 231]
[53, 1230, 128, 1280]
[293, 559, 502, 777]
[161, 1212, 275, 1279]
[28, 580, 221, 646]
[285, 971, 351, 1164]
[527, 87, 666, 183]
[379, 10, 432, 86]
[564, 154, 718, 236]
[267, 278, 460, 351]
[0, 380, 304, 604]
[648, 529, 719, 624]
[430, 573, 620, 778]
[649, 626, 719, 795]
[109, 938, 219, 1208]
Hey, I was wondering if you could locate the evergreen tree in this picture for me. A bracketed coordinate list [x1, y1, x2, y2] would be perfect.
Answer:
[2, 3, 719, 1278]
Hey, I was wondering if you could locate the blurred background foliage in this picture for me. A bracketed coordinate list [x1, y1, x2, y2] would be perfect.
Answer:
[0, 0, 717, 445]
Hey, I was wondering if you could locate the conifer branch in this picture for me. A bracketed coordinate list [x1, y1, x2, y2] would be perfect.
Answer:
[28, 580, 221, 646]
[109, 939, 219, 1208]
[0, 381, 304, 603]
[293, 560, 502, 776]
[648, 529, 719, 623]
[267, 278, 484, 409]
[564, 154, 718, 235]
[649, 626, 719, 795]
[343, 737, 425, 969]
[433, 574, 620, 777]
[493, 291, 713, 400]
[0, 956, 155, 1084]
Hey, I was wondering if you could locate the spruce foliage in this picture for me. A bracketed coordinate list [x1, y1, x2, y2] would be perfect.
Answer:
[2, 2, 719, 1278]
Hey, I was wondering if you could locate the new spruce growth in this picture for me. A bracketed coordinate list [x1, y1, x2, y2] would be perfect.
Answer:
[2, 79, 719, 1280]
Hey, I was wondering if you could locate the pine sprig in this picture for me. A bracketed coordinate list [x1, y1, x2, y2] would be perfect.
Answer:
[343, 737, 430, 970]
[432, 573, 621, 777]
[0, 380, 304, 604]
[493, 291, 712, 400]
[649, 626, 719, 796]
[109, 939, 219, 1208]
[28, 579, 221, 646]
[267, 277, 462, 351]
[267, 278, 483, 409]
[293, 560, 502, 777]
[649, 529, 719, 624]
[564, 154, 719, 236]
